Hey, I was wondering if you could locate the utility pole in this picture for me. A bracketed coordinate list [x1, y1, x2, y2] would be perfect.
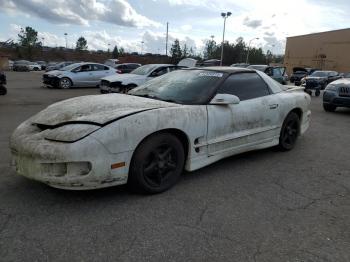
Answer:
[141, 41, 144, 55]
[220, 12, 231, 66]
[245, 37, 259, 64]
[64, 33, 68, 49]
[165, 22, 169, 56]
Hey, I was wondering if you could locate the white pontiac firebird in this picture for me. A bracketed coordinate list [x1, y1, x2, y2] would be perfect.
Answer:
[10, 67, 311, 193]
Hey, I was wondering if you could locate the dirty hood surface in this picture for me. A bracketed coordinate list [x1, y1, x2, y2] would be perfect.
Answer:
[32, 94, 178, 126]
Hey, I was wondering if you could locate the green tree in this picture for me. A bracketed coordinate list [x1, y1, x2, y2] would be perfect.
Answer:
[266, 50, 273, 64]
[170, 39, 182, 63]
[203, 38, 217, 59]
[182, 44, 188, 58]
[76, 36, 88, 51]
[17, 26, 39, 58]
[112, 45, 119, 58]
[119, 47, 125, 56]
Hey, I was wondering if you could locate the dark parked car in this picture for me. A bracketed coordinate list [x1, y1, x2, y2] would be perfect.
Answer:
[46, 61, 75, 72]
[247, 65, 287, 84]
[36, 61, 47, 70]
[115, 63, 141, 74]
[0, 71, 7, 95]
[290, 67, 317, 86]
[231, 63, 250, 68]
[323, 78, 350, 111]
[13, 60, 30, 71]
[301, 70, 341, 96]
[340, 72, 350, 78]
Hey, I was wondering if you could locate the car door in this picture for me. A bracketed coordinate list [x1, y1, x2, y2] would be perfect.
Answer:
[72, 64, 93, 86]
[207, 72, 281, 156]
[91, 64, 112, 84]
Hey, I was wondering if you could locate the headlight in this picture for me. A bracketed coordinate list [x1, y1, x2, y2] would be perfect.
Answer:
[43, 124, 100, 142]
[325, 84, 337, 91]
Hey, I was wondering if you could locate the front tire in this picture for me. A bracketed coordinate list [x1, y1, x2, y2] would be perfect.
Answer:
[323, 103, 336, 112]
[128, 133, 185, 194]
[59, 77, 72, 89]
[0, 86, 7, 95]
[279, 112, 300, 151]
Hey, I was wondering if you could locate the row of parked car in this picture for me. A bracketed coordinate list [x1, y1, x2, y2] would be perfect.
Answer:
[5, 58, 339, 113]
[42, 59, 195, 91]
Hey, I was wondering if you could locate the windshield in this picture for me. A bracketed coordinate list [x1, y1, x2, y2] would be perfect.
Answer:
[60, 63, 81, 71]
[131, 64, 160, 75]
[310, 71, 328, 77]
[129, 69, 227, 104]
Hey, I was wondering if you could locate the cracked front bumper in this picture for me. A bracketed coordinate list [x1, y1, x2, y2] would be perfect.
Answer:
[10, 121, 131, 190]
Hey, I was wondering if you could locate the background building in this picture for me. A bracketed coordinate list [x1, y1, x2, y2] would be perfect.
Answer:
[284, 28, 350, 74]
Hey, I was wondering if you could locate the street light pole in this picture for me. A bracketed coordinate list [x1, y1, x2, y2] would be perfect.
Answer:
[141, 41, 144, 55]
[165, 22, 169, 56]
[220, 12, 231, 66]
[245, 37, 259, 64]
[64, 33, 68, 49]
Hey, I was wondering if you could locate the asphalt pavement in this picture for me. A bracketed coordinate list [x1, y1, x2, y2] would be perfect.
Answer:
[0, 71, 349, 262]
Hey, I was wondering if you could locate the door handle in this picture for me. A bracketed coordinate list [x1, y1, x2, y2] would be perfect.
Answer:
[269, 104, 279, 109]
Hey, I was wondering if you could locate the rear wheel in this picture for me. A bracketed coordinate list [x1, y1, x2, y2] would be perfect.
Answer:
[128, 133, 185, 194]
[315, 90, 320, 96]
[59, 78, 72, 89]
[279, 112, 300, 151]
[323, 103, 336, 112]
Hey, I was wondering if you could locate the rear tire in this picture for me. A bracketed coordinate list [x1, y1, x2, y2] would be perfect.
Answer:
[279, 112, 300, 151]
[59, 77, 72, 89]
[323, 103, 336, 112]
[128, 133, 185, 194]
[315, 90, 320, 96]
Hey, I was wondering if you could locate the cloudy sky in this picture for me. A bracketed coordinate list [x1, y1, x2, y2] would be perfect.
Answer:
[0, 0, 349, 55]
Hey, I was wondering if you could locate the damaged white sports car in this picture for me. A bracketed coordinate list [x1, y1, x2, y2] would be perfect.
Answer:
[10, 67, 311, 193]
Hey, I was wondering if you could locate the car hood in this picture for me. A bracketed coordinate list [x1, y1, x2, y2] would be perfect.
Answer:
[329, 78, 350, 86]
[31, 94, 178, 126]
[45, 70, 65, 76]
[101, 73, 147, 84]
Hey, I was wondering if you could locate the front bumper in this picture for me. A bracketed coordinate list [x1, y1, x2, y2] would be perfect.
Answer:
[10, 121, 131, 190]
[323, 91, 350, 107]
[43, 75, 60, 87]
[100, 80, 128, 93]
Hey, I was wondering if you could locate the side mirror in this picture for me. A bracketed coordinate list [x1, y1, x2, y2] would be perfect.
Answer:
[210, 94, 240, 105]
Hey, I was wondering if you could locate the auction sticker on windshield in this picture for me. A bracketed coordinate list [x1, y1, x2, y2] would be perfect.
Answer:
[198, 72, 223, 77]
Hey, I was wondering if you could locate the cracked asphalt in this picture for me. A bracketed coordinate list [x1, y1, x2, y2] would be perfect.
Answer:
[0, 71, 349, 262]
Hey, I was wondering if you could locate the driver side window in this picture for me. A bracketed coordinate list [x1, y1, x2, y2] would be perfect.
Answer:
[151, 67, 169, 77]
[77, 64, 92, 72]
[217, 73, 271, 101]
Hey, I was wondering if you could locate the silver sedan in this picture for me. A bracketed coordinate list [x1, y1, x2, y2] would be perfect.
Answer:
[43, 62, 117, 89]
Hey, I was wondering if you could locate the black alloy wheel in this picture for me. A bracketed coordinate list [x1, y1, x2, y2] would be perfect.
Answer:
[279, 112, 300, 151]
[128, 133, 185, 194]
